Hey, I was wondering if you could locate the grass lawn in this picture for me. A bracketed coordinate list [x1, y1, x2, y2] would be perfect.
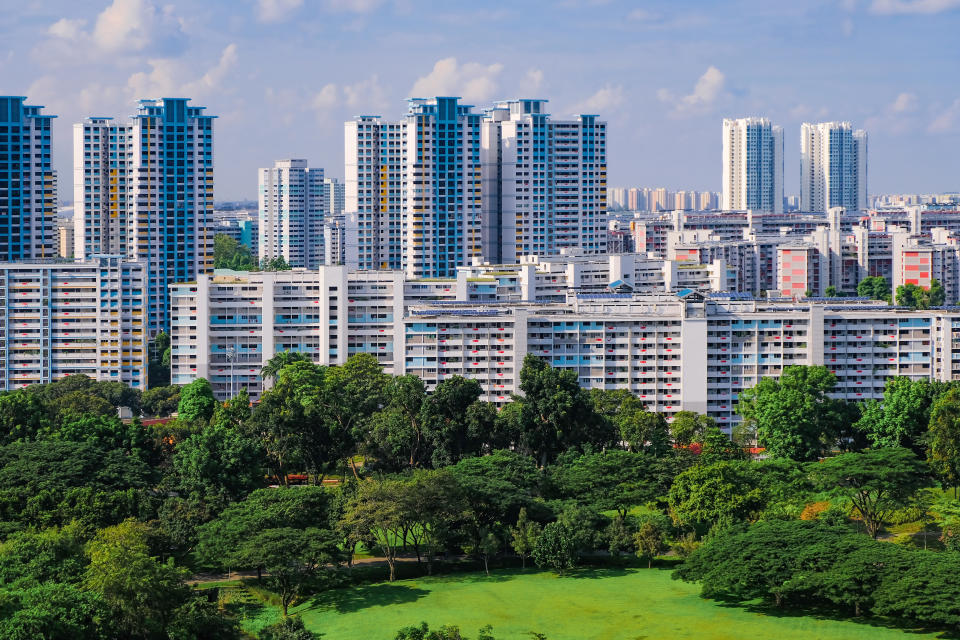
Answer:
[233, 567, 947, 640]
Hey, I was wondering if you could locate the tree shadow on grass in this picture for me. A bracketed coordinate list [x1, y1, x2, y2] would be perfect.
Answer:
[713, 599, 959, 639]
[302, 582, 431, 615]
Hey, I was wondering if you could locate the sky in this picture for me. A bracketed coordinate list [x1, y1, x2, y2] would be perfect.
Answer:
[4, 0, 960, 201]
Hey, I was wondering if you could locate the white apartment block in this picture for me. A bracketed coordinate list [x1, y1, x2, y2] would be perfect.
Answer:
[324, 177, 345, 217]
[0, 256, 147, 390]
[170, 271, 960, 430]
[258, 159, 325, 269]
[801, 122, 867, 213]
[481, 99, 607, 263]
[722, 117, 783, 213]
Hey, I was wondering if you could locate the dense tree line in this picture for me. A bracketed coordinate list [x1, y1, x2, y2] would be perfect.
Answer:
[4, 355, 960, 636]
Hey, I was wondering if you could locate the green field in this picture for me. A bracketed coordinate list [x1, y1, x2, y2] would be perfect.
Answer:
[235, 567, 946, 640]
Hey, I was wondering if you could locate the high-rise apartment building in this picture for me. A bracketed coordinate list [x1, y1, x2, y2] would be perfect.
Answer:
[481, 99, 607, 263]
[346, 97, 606, 275]
[0, 97, 56, 261]
[73, 98, 215, 336]
[722, 117, 783, 213]
[324, 177, 345, 217]
[800, 122, 867, 212]
[258, 159, 325, 269]
[346, 97, 482, 278]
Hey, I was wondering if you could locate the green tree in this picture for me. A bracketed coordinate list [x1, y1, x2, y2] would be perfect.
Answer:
[260, 256, 292, 271]
[533, 521, 577, 576]
[259, 615, 319, 640]
[0, 521, 88, 588]
[239, 526, 341, 616]
[871, 552, 960, 628]
[698, 427, 747, 465]
[422, 376, 485, 467]
[195, 487, 337, 576]
[394, 622, 497, 640]
[172, 419, 264, 505]
[83, 519, 191, 638]
[0, 390, 48, 445]
[149, 332, 172, 388]
[857, 275, 891, 301]
[634, 519, 668, 568]
[510, 507, 542, 569]
[548, 450, 657, 518]
[856, 377, 945, 453]
[668, 460, 765, 533]
[669, 411, 714, 448]
[674, 519, 865, 607]
[736, 365, 843, 461]
[342, 479, 406, 582]
[928, 386, 960, 492]
[514, 355, 604, 467]
[808, 447, 933, 538]
[177, 378, 217, 425]
[213, 234, 257, 271]
[824, 285, 839, 298]
[605, 514, 634, 558]
[0, 581, 113, 640]
[166, 597, 241, 640]
[366, 374, 429, 470]
[617, 407, 670, 456]
[141, 386, 181, 417]
[260, 350, 312, 381]
[400, 469, 465, 574]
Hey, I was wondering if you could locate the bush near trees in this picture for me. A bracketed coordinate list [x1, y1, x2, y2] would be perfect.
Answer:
[2, 359, 960, 636]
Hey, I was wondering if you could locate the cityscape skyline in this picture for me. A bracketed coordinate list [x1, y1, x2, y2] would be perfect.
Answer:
[5, 0, 960, 201]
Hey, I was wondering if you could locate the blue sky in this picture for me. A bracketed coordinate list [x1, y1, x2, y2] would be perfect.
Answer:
[5, 0, 960, 199]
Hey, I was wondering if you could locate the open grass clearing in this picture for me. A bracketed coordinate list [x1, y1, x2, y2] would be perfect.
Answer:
[231, 566, 948, 640]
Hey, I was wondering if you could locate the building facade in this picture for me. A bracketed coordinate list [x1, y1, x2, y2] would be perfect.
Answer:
[0, 97, 56, 261]
[258, 159, 325, 269]
[73, 98, 215, 336]
[722, 117, 783, 213]
[0, 256, 147, 390]
[481, 99, 607, 263]
[800, 122, 867, 212]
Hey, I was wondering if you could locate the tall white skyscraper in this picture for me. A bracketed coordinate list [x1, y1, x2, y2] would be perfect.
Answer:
[481, 99, 606, 263]
[722, 117, 783, 213]
[73, 98, 215, 336]
[800, 122, 867, 212]
[258, 159, 325, 269]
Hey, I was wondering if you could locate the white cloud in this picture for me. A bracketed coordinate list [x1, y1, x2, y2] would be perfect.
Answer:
[928, 98, 960, 133]
[870, 0, 960, 13]
[257, 0, 304, 23]
[48, 18, 87, 40]
[891, 91, 918, 113]
[658, 66, 727, 117]
[312, 84, 339, 110]
[525, 69, 544, 93]
[865, 92, 921, 134]
[44, 0, 185, 57]
[92, 0, 183, 52]
[409, 58, 504, 103]
[570, 84, 624, 114]
[126, 44, 239, 100]
[344, 75, 387, 109]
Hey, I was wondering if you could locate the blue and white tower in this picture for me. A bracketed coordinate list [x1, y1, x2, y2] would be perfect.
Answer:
[801, 121, 867, 212]
[0, 97, 56, 260]
[722, 117, 783, 213]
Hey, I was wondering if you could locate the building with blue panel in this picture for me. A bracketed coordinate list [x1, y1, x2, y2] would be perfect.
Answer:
[801, 121, 868, 212]
[722, 117, 783, 213]
[74, 98, 215, 336]
[0, 97, 57, 261]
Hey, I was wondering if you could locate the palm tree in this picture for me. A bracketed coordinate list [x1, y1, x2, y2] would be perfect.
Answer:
[260, 350, 311, 380]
